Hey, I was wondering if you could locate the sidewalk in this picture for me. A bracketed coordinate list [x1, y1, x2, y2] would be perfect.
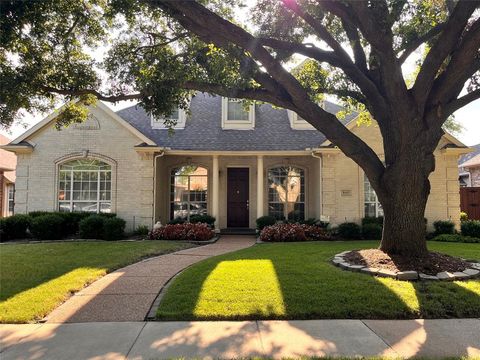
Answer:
[44, 236, 256, 323]
[1, 319, 479, 359]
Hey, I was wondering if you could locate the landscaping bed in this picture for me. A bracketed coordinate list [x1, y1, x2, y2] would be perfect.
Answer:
[156, 241, 480, 320]
[0, 240, 195, 323]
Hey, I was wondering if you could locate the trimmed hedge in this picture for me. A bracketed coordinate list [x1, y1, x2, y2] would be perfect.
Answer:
[2, 214, 31, 241]
[361, 216, 383, 226]
[79, 215, 106, 239]
[30, 214, 64, 240]
[431, 234, 480, 243]
[362, 223, 383, 240]
[256, 215, 277, 231]
[461, 220, 480, 238]
[103, 217, 126, 240]
[189, 214, 216, 228]
[433, 220, 455, 235]
[338, 222, 362, 240]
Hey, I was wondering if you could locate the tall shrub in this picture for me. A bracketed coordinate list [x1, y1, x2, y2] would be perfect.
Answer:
[30, 214, 64, 240]
[3, 214, 31, 240]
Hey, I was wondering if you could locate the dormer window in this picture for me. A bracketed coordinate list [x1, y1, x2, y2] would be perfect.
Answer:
[221, 98, 255, 129]
[288, 101, 325, 130]
[151, 107, 186, 129]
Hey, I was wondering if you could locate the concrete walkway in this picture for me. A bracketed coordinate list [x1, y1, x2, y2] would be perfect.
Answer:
[1, 319, 479, 359]
[44, 236, 256, 323]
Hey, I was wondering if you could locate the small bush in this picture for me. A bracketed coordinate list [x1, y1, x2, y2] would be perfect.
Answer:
[338, 222, 362, 240]
[300, 218, 318, 226]
[189, 214, 216, 227]
[431, 234, 480, 243]
[30, 214, 64, 240]
[362, 223, 383, 240]
[460, 212, 468, 222]
[3, 214, 31, 240]
[259, 223, 306, 242]
[361, 216, 384, 226]
[461, 220, 480, 238]
[433, 220, 455, 235]
[149, 223, 214, 241]
[256, 215, 276, 231]
[79, 215, 105, 239]
[103, 217, 126, 241]
[134, 225, 150, 236]
[302, 224, 331, 241]
[168, 217, 186, 225]
[0, 218, 6, 242]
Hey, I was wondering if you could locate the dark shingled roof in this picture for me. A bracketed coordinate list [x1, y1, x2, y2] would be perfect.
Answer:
[116, 93, 357, 151]
[459, 143, 480, 166]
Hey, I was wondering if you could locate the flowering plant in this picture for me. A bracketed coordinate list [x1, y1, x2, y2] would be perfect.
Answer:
[149, 223, 214, 241]
[259, 223, 331, 242]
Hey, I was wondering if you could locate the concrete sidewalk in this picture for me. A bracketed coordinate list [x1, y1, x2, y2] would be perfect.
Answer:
[1, 319, 479, 359]
[44, 236, 256, 323]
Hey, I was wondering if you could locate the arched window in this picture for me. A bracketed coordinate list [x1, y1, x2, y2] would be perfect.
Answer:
[364, 175, 383, 217]
[170, 166, 208, 221]
[268, 166, 305, 221]
[58, 159, 112, 213]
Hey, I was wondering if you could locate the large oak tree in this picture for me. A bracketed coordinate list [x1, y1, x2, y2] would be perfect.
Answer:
[1, 0, 479, 257]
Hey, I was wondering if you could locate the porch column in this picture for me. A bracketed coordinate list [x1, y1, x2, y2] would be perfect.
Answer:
[212, 155, 220, 231]
[257, 155, 264, 219]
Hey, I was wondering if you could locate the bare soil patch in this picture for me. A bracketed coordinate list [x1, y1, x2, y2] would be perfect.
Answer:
[344, 249, 469, 275]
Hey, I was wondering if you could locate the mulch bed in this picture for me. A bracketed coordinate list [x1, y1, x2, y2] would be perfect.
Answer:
[344, 249, 469, 275]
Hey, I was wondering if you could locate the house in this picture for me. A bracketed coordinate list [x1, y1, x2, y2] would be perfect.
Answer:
[459, 144, 480, 187]
[1, 94, 471, 231]
[0, 134, 16, 217]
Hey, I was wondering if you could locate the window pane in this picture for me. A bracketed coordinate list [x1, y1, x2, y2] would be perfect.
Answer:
[73, 202, 98, 212]
[170, 166, 208, 220]
[365, 203, 376, 218]
[269, 203, 284, 221]
[227, 100, 249, 121]
[268, 166, 305, 221]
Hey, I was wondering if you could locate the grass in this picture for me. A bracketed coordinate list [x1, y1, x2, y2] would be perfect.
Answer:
[0, 240, 194, 323]
[156, 241, 480, 320]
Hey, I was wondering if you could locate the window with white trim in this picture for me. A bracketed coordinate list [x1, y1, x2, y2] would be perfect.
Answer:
[58, 159, 112, 213]
[287, 101, 325, 130]
[151, 107, 186, 129]
[7, 184, 14, 216]
[221, 98, 255, 129]
[364, 175, 383, 217]
[170, 166, 208, 221]
[268, 166, 305, 221]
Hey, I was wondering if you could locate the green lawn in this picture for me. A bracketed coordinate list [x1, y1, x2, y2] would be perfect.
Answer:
[0, 240, 194, 323]
[156, 241, 480, 320]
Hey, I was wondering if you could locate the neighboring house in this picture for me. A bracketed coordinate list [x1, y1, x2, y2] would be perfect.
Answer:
[459, 143, 480, 187]
[0, 134, 16, 217]
[459, 154, 480, 187]
[1, 94, 471, 231]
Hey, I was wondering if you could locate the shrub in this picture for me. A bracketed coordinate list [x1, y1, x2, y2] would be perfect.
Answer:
[300, 218, 318, 226]
[134, 225, 150, 236]
[30, 214, 64, 240]
[149, 223, 214, 241]
[79, 215, 105, 239]
[362, 223, 383, 240]
[259, 223, 306, 242]
[29, 211, 93, 236]
[461, 220, 480, 238]
[103, 217, 126, 241]
[460, 212, 468, 222]
[0, 218, 6, 242]
[433, 220, 455, 235]
[168, 217, 186, 225]
[302, 224, 331, 241]
[3, 214, 31, 240]
[431, 234, 480, 243]
[256, 215, 277, 231]
[338, 222, 362, 240]
[189, 214, 216, 227]
[361, 216, 384, 226]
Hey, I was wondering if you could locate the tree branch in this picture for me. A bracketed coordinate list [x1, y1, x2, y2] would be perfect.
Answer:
[398, 23, 446, 64]
[444, 88, 480, 116]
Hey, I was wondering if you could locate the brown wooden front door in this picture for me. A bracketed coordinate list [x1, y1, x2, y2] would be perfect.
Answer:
[460, 187, 480, 220]
[227, 168, 249, 227]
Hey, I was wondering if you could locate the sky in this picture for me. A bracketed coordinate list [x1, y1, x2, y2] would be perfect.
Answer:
[1, 1, 479, 147]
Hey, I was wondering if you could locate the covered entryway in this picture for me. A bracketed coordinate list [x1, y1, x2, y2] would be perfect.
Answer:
[227, 168, 250, 228]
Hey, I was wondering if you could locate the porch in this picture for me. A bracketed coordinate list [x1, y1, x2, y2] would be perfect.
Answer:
[153, 151, 324, 230]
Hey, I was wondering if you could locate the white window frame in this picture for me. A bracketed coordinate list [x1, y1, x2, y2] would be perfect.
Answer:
[7, 184, 14, 216]
[287, 100, 325, 130]
[221, 97, 255, 129]
[364, 175, 383, 218]
[151, 107, 187, 129]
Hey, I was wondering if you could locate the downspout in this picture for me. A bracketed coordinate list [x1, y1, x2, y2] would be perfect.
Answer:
[152, 150, 166, 228]
[311, 150, 323, 218]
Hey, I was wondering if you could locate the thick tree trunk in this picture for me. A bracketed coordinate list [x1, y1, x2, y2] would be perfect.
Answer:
[377, 149, 433, 258]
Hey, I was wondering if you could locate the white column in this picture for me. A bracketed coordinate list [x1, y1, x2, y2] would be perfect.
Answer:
[317, 155, 323, 218]
[212, 155, 220, 231]
[257, 155, 264, 219]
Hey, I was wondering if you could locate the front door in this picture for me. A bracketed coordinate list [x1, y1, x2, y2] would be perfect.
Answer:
[227, 168, 249, 227]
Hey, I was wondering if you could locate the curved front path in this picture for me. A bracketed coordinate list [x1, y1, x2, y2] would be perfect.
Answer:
[45, 235, 256, 323]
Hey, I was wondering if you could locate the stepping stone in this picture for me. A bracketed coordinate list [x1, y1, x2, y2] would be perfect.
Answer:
[419, 273, 439, 280]
[376, 269, 397, 278]
[452, 272, 469, 279]
[436, 271, 455, 280]
[346, 264, 364, 272]
[361, 267, 379, 275]
[463, 268, 480, 277]
[332, 257, 344, 265]
[396, 271, 418, 281]
[469, 263, 480, 270]
[339, 262, 350, 269]
[337, 251, 351, 256]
